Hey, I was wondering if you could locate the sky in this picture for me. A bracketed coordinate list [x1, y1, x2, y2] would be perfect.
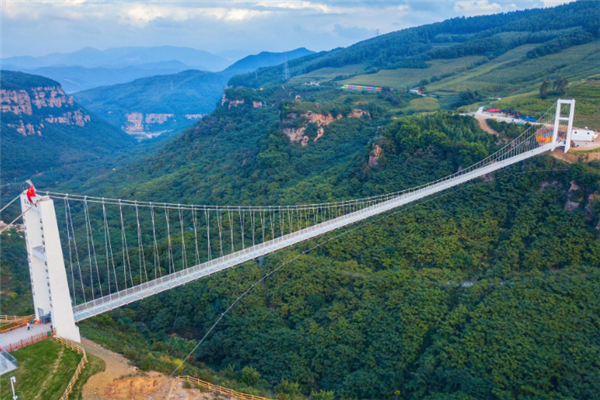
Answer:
[1, 0, 575, 59]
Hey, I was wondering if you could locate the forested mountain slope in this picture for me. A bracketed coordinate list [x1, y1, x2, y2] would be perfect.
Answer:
[0, 71, 134, 180]
[3, 3, 600, 399]
[48, 81, 600, 399]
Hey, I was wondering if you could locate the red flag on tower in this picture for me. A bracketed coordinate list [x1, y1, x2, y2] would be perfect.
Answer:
[26, 183, 36, 204]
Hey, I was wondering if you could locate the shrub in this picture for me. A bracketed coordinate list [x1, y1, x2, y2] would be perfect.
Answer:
[241, 366, 261, 386]
[311, 390, 335, 400]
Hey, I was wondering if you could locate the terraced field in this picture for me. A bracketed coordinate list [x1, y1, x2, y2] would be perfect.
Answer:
[402, 96, 441, 113]
[427, 44, 539, 93]
[429, 41, 600, 96]
[291, 64, 366, 83]
[494, 77, 600, 131]
[339, 56, 486, 89]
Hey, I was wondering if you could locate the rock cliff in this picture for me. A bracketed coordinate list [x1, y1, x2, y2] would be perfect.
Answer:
[1, 86, 90, 136]
[282, 110, 367, 146]
[369, 144, 383, 166]
[122, 113, 176, 137]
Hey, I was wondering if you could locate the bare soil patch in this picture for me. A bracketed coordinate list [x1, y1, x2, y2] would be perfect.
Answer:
[80, 339, 223, 400]
[474, 115, 500, 135]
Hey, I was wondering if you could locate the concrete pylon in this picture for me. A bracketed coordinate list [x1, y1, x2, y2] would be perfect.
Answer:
[552, 99, 576, 153]
[21, 192, 80, 342]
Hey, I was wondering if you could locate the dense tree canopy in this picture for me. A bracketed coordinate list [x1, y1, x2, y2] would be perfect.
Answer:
[50, 84, 600, 399]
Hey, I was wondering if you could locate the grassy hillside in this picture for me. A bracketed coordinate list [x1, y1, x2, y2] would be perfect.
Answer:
[493, 74, 600, 131]
[339, 56, 486, 89]
[0, 340, 104, 400]
[0, 71, 134, 181]
[231, 2, 599, 87]
[229, 2, 600, 128]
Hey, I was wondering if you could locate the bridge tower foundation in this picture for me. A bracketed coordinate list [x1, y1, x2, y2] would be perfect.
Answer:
[21, 193, 81, 343]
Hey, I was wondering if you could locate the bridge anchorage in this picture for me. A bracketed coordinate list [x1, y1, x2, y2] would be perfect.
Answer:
[20, 100, 576, 343]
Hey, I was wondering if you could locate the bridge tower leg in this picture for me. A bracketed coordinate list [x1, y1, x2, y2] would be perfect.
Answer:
[552, 99, 576, 153]
[21, 193, 81, 343]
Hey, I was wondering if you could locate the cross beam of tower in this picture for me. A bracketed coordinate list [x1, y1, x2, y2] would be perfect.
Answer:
[20, 100, 576, 343]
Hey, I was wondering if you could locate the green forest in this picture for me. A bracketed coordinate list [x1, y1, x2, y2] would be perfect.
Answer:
[6, 82, 591, 399]
[1, 2, 600, 399]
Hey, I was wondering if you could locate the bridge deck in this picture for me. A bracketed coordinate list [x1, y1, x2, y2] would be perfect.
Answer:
[73, 143, 557, 321]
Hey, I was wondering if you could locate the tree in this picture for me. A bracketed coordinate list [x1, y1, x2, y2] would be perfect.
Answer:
[553, 76, 568, 95]
[278, 379, 300, 397]
[539, 79, 550, 99]
[453, 89, 483, 107]
[311, 390, 335, 400]
[241, 366, 261, 386]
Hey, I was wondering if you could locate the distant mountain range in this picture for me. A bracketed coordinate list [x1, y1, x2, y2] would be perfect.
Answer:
[0, 71, 134, 180]
[73, 48, 314, 138]
[3, 46, 230, 71]
[5, 65, 194, 93]
[2, 46, 235, 93]
[223, 48, 316, 74]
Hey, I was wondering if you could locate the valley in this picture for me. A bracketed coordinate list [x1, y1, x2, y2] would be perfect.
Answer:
[72, 48, 314, 139]
[1, 2, 600, 399]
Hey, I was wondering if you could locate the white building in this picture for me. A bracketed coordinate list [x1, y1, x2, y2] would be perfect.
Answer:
[572, 128, 598, 142]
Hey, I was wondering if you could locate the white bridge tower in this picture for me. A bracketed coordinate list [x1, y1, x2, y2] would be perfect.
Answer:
[21, 193, 80, 342]
[552, 99, 576, 153]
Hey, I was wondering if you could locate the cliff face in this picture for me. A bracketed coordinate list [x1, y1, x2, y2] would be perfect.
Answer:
[1, 86, 91, 136]
[282, 110, 368, 147]
[1, 70, 134, 180]
[122, 112, 180, 138]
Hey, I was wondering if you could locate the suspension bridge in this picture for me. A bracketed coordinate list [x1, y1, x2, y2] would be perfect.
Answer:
[13, 100, 576, 343]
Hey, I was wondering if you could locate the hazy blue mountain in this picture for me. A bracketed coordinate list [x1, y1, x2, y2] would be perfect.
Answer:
[0, 71, 134, 180]
[74, 48, 315, 138]
[74, 70, 228, 138]
[2, 46, 230, 71]
[7, 64, 193, 93]
[224, 48, 314, 73]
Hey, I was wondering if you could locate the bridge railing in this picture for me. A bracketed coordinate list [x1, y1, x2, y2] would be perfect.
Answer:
[71, 141, 558, 320]
[55, 336, 88, 400]
[0, 314, 35, 332]
[56, 101, 565, 319]
[3, 329, 55, 352]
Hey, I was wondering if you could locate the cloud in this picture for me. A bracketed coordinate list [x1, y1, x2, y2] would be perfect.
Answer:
[454, 1, 503, 16]
[539, 0, 576, 7]
[334, 24, 375, 41]
[256, 1, 336, 13]
[0, 0, 579, 58]
[115, 4, 273, 28]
